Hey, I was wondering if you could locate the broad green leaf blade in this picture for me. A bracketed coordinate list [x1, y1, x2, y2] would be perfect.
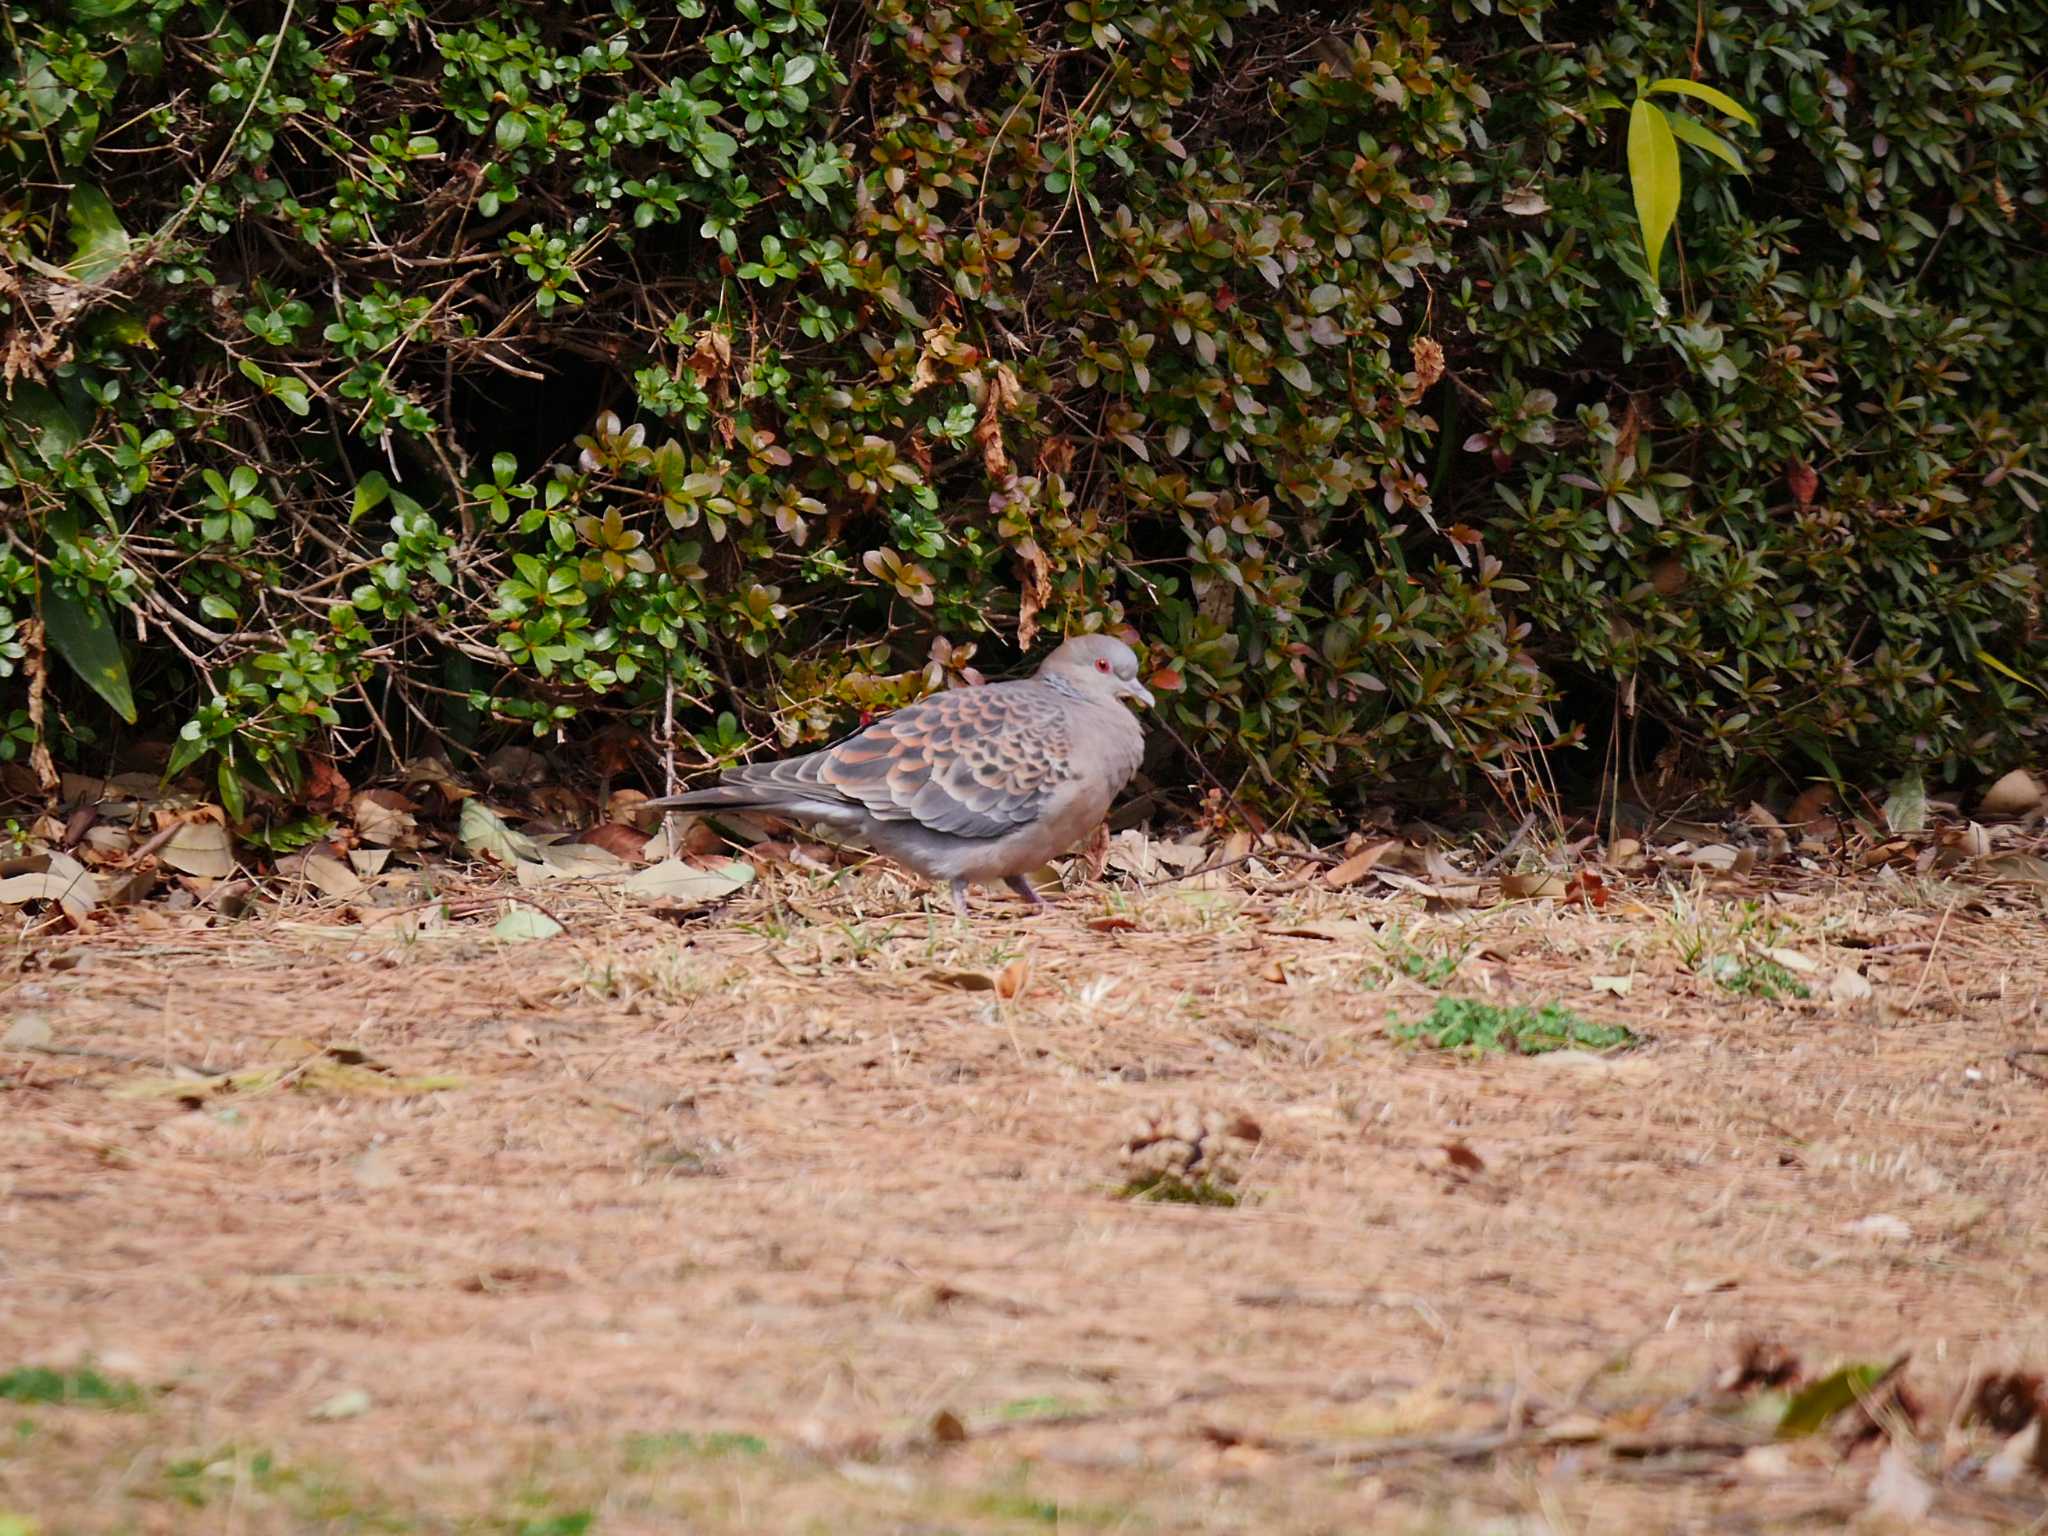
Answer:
[65, 184, 132, 282]
[1883, 768, 1927, 833]
[459, 798, 541, 865]
[1587, 91, 1628, 113]
[3, 383, 82, 470]
[1645, 78, 1758, 128]
[492, 906, 563, 942]
[1627, 98, 1683, 287]
[44, 579, 137, 723]
[1664, 113, 1748, 173]
[1977, 649, 2048, 698]
[1776, 1358, 1905, 1439]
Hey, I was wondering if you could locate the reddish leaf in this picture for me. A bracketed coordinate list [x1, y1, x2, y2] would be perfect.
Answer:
[1564, 869, 1609, 907]
[1786, 459, 1818, 507]
[576, 822, 651, 862]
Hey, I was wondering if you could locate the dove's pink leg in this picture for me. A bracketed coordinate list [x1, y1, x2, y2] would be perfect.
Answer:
[948, 878, 972, 918]
[1004, 875, 1046, 909]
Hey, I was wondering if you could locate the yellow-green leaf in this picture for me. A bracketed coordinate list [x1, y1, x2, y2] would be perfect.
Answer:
[1664, 113, 1748, 173]
[1645, 78, 1758, 128]
[65, 184, 132, 283]
[1776, 1358, 1904, 1439]
[1977, 649, 2047, 698]
[1627, 98, 1682, 288]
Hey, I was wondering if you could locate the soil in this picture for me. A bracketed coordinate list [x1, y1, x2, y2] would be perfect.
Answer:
[4, 863, 2047, 1534]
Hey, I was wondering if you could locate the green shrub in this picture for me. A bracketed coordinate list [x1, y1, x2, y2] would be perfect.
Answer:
[3, 1, 2043, 819]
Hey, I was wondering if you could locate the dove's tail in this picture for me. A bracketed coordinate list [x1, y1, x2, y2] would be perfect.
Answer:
[642, 777, 867, 829]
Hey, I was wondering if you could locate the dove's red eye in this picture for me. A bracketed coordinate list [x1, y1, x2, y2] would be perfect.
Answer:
[1096, 658, 1110, 672]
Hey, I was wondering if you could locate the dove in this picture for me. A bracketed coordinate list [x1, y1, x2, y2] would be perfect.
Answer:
[644, 635, 1154, 915]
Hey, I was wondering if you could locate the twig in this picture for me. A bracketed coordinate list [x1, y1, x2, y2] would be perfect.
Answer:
[1905, 893, 1959, 1011]
[1139, 848, 1337, 890]
[1476, 812, 1541, 876]
[2008, 1047, 2048, 1086]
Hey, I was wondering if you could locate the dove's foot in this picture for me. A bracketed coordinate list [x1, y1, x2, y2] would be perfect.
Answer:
[1004, 874, 1047, 909]
[948, 877, 973, 919]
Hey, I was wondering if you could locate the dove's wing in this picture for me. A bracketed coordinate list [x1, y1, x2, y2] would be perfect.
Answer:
[721, 678, 1075, 839]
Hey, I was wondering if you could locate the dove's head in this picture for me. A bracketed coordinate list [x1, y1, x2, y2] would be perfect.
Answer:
[1042, 634, 1154, 708]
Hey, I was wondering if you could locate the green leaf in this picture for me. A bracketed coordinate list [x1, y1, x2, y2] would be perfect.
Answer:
[351, 471, 391, 525]
[1776, 1358, 1904, 1439]
[1627, 98, 1682, 287]
[1587, 91, 1628, 113]
[1663, 113, 1748, 173]
[166, 724, 209, 778]
[1645, 78, 1758, 128]
[217, 758, 247, 821]
[460, 798, 541, 865]
[64, 184, 132, 283]
[43, 579, 137, 723]
[492, 906, 563, 942]
[1883, 768, 1927, 834]
[1977, 649, 2048, 699]
[3, 384, 82, 469]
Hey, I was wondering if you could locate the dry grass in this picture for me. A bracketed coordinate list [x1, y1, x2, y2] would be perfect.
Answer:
[4, 862, 2048, 1534]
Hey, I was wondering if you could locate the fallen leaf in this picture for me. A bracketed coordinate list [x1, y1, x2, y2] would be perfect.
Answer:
[1762, 947, 1820, 975]
[1501, 871, 1567, 899]
[1778, 1358, 1907, 1440]
[1863, 1442, 1934, 1526]
[1323, 839, 1397, 889]
[1589, 974, 1634, 997]
[995, 956, 1031, 1000]
[1265, 918, 1379, 942]
[930, 970, 997, 992]
[1978, 852, 2048, 886]
[1785, 782, 1837, 828]
[1979, 768, 2044, 818]
[929, 1408, 968, 1445]
[280, 850, 366, 902]
[577, 821, 651, 862]
[309, 1388, 374, 1422]
[1678, 843, 1742, 873]
[1441, 1140, 1485, 1174]
[350, 1148, 401, 1191]
[0, 872, 77, 907]
[1564, 869, 1609, 907]
[42, 852, 98, 922]
[348, 846, 392, 877]
[1984, 1420, 2044, 1488]
[351, 790, 419, 847]
[460, 800, 540, 865]
[1830, 967, 1874, 1003]
[1739, 1444, 1797, 1479]
[1502, 187, 1549, 216]
[1087, 914, 1138, 933]
[525, 840, 628, 882]
[1375, 870, 1483, 905]
[2, 1014, 53, 1049]
[1841, 1213, 1912, 1242]
[159, 819, 235, 879]
[491, 907, 563, 942]
[623, 858, 755, 908]
[1968, 1372, 2046, 1435]
[1883, 769, 1928, 834]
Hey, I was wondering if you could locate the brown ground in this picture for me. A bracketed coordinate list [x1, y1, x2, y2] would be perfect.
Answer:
[4, 862, 2047, 1535]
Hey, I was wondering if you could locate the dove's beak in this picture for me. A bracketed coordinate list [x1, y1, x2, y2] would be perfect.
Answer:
[1118, 677, 1155, 708]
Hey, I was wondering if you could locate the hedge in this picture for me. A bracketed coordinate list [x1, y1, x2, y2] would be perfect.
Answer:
[3, 0, 2044, 826]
